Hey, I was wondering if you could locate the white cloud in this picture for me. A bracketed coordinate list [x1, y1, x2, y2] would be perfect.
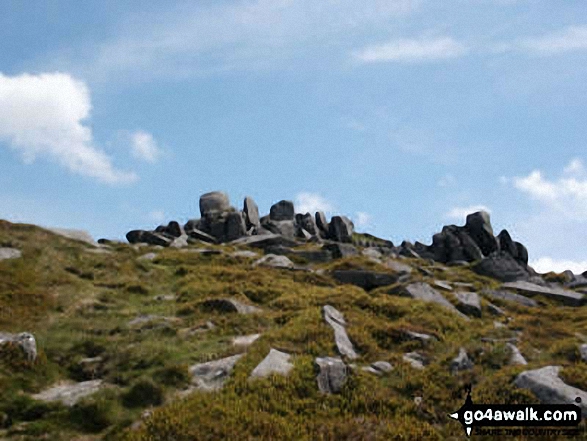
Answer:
[148, 210, 165, 223]
[354, 36, 467, 63]
[437, 174, 456, 187]
[295, 192, 334, 214]
[520, 25, 587, 54]
[445, 205, 491, 221]
[563, 158, 585, 176]
[130, 130, 162, 163]
[512, 161, 587, 220]
[354, 212, 372, 228]
[530, 256, 587, 275]
[0, 72, 137, 184]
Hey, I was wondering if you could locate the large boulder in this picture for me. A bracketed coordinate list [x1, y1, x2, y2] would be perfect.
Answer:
[323, 305, 358, 360]
[454, 291, 482, 317]
[328, 216, 354, 243]
[229, 234, 298, 249]
[200, 191, 231, 216]
[514, 366, 587, 413]
[497, 229, 518, 259]
[253, 254, 295, 269]
[224, 212, 247, 242]
[262, 220, 296, 240]
[243, 196, 260, 229]
[250, 349, 293, 379]
[482, 289, 539, 308]
[402, 283, 469, 320]
[472, 251, 529, 282]
[298, 213, 318, 236]
[270, 200, 295, 221]
[315, 212, 329, 235]
[464, 211, 499, 256]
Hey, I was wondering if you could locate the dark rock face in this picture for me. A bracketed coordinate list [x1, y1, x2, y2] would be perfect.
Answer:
[332, 270, 399, 291]
[315, 212, 329, 235]
[224, 212, 247, 242]
[465, 211, 499, 256]
[328, 216, 354, 243]
[323, 243, 358, 259]
[481, 289, 539, 308]
[472, 251, 529, 282]
[126, 230, 146, 244]
[299, 213, 318, 236]
[243, 196, 260, 229]
[502, 281, 585, 307]
[270, 200, 295, 221]
[497, 229, 517, 259]
[199, 191, 231, 216]
[315, 357, 348, 394]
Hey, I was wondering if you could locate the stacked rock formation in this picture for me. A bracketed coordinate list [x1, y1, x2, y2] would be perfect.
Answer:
[126, 191, 358, 247]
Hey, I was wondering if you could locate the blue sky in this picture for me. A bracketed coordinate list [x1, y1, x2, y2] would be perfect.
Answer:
[1, 0, 587, 273]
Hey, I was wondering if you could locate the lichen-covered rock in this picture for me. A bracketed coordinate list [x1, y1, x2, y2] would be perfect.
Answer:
[250, 349, 293, 379]
[315, 356, 348, 394]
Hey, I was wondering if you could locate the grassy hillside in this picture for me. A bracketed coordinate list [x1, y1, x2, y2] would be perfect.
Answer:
[0, 220, 586, 440]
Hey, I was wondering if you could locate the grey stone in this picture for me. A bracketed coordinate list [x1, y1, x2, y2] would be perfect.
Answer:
[579, 344, 587, 363]
[270, 200, 295, 221]
[128, 231, 171, 247]
[243, 196, 260, 229]
[486, 302, 505, 316]
[323, 243, 358, 259]
[200, 191, 231, 216]
[46, 228, 98, 247]
[465, 211, 499, 256]
[253, 254, 295, 269]
[433, 280, 453, 291]
[498, 229, 518, 260]
[362, 248, 383, 260]
[232, 334, 261, 347]
[328, 216, 354, 243]
[456, 230, 484, 261]
[250, 349, 293, 379]
[383, 260, 413, 274]
[403, 352, 426, 370]
[502, 281, 585, 307]
[315, 211, 329, 233]
[507, 343, 528, 365]
[186, 227, 217, 244]
[189, 354, 244, 391]
[332, 270, 399, 291]
[229, 233, 298, 249]
[230, 250, 260, 259]
[32, 380, 104, 406]
[0, 332, 37, 362]
[224, 212, 247, 242]
[315, 356, 348, 394]
[362, 361, 393, 375]
[401, 330, 436, 345]
[482, 289, 539, 308]
[514, 366, 587, 413]
[170, 234, 189, 248]
[126, 230, 146, 244]
[402, 283, 469, 320]
[200, 298, 261, 314]
[262, 220, 297, 240]
[454, 291, 482, 317]
[452, 282, 475, 289]
[472, 252, 529, 282]
[0, 247, 22, 261]
[450, 348, 473, 373]
[323, 305, 358, 360]
[299, 213, 318, 235]
[291, 249, 332, 263]
[166, 221, 183, 238]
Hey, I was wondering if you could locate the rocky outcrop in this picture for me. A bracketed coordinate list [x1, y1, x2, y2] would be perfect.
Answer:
[454, 291, 482, 317]
[250, 349, 293, 379]
[270, 200, 295, 221]
[482, 289, 539, 308]
[243, 196, 260, 230]
[472, 251, 529, 282]
[328, 216, 354, 243]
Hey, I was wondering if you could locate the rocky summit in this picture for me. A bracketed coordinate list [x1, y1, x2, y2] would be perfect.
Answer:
[0, 195, 586, 440]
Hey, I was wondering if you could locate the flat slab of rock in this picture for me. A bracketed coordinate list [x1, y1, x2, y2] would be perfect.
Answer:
[250, 349, 293, 378]
[482, 289, 538, 308]
[229, 234, 298, 249]
[332, 270, 398, 291]
[433, 280, 453, 291]
[502, 281, 585, 306]
[579, 344, 587, 362]
[189, 354, 244, 391]
[400, 330, 437, 345]
[323, 305, 358, 360]
[200, 298, 261, 314]
[514, 366, 587, 413]
[315, 356, 348, 394]
[232, 334, 261, 347]
[32, 380, 104, 406]
[46, 228, 98, 247]
[230, 250, 260, 259]
[507, 343, 528, 365]
[253, 254, 294, 269]
[402, 283, 469, 320]
[0, 248, 22, 261]
[403, 352, 426, 370]
[362, 361, 393, 376]
[454, 291, 482, 317]
[472, 251, 529, 282]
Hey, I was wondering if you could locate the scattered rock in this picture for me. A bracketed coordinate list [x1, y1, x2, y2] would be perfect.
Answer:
[502, 281, 585, 307]
[229, 233, 298, 249]
[331, 270, 398, 291]
[0, 248, 22, 261]
[454, 291, 482, 318]
[362, 248, 383, 260]
[170, 234, 189, 248]
[253, 254, 295, 269]
[186, 227, 217, 244]
[189, 354, 244, 391]
[323, 305, 358, 360]
[250, 349, 293, 379]
[383, 260, 413, 274]
[362, 361, 393, 376]
[481, 289, 539, 308]
[450, 347, 473, 373]
[452, 282, 475, 289]
[315, 356, 348, 394]
[315, 212, 329, 235]
[507, 343, 528, 365]
[514, 366, 587, 413]
[224, 212, 247, 242]
[464, 211, 499, 256]
[402, 283, 469, 320]
[232, 334, 261, 347]
[403, 352, 426, 370]
[200, 298, 261, 314]
[32, 380, 104, 406]
[138, 252, 157, 261]
[0, 332, 37, 362]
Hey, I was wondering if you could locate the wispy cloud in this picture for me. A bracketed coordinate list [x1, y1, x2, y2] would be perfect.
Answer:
[520, 25, 587, 54]
[354, 36, 468, 63]
[148, 210, 165, 224]
[130, 130, 162, 163]
[295, 192, 334, 214]
[354, 211, 372, 228]
[0, 72, 137, 184]
[530, 256, 587, 275]
[445, 205, 491, 221]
